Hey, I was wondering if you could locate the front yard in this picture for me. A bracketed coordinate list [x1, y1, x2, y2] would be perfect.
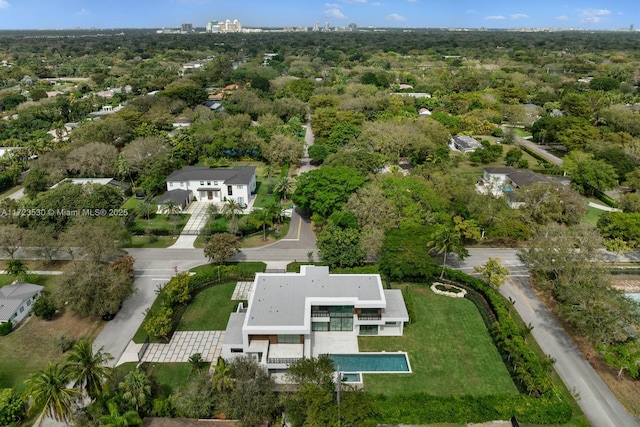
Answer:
[358, 284, 517, 396]
[177, 281, 239, 331]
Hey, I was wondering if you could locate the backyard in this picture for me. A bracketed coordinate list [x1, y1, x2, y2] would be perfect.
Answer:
[358, 284, 517, 396]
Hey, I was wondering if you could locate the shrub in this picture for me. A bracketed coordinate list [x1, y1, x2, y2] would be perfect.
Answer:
[0, 322, 12, 336]
[56, 334, 75, 353]
[0, 388, 25, 426]
[32, 292, 56, 320]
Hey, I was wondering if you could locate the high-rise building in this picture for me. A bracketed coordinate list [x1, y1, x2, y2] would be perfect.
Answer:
[349, 22, 357, 31]
[312, 21, 319, 32]
[324, 22, 330, 31]
[631, 24, 635, 32]
[206, 19, 242, 33]
[181, 23, 193, 33]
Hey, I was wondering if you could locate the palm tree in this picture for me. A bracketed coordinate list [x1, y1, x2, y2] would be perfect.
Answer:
[99, 400, 142, 427]
[163, 200, 180, 219]
[211, 357, 233, 393]
[222, 199, 244, 234]
[273, 176, 296, 202]
[24, 362, 81, 425]
[136, 201, 154, 221]
[249, 208, 274, 241]
[65, 339, 113, 401]
[118, 369, 151, 412]
[427, 224, 466, 279]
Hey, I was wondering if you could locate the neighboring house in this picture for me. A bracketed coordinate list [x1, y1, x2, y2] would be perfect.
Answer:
[418, 108, 432, 117]
[89, 104, 125, 117]
[390, 92, 431, 99]
[163, 165, 256, 206]
[172, 116, 192, 128]
[204, 101, 223, 111]
[50, 178, 131, 195]
[450, 135, 483, 153]
[155, 189, 192, 213]
[0, 282, 44, 324]
[478, 166, 551, 208]
[221, 266, 409, 371]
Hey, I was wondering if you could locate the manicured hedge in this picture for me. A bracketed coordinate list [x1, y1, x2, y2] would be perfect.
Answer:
[373, 393, 572, 425]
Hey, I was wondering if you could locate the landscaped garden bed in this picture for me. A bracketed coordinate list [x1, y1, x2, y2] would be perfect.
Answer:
[431, 282, 467, 298]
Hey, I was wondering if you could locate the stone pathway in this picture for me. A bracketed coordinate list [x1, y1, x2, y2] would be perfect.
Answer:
[232, 281, 254, 300]
[142, 331, 224, 363]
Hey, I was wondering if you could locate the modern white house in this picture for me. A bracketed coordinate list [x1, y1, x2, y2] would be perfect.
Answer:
[162, 165, 256, 207]
[0, 282, 44, 324]
[222, 266, 409, 371]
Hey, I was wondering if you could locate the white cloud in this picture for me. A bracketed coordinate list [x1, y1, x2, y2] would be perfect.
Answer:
[466, 9, 477, 15]
[407, 0, 418, 3]
[341, 0, 367, 3]
[0, 0, 10, 9]
[324, 8, 347, 19]
[578, 8, 611, 24]
[76, 8, 89, 16]
[511, 13, 528, 20]
[386, 13, 407, 21]
[324, 3, 341, 8]
[485, 15, 506, 21]
[556, 15, 569, 21]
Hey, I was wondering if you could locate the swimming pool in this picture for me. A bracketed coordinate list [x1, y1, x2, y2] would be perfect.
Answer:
[330, 352, 411, 373]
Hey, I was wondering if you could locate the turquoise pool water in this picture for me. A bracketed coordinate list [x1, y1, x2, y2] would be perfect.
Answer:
[330, 353, 410, 373]
[341, 373, 361, 382]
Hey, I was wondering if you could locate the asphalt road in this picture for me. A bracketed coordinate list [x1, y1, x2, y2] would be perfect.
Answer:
[458, 248, 640, 427]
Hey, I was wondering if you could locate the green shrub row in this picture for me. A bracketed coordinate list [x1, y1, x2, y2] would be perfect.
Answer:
[373, 392, 571, 425]
[143, 265, 261, 342]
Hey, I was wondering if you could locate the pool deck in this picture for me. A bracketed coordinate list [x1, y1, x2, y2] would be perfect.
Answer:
[311, 331, 359, 356]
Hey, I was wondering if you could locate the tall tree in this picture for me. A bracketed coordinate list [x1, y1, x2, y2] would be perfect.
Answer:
[65, 339, 113, 400]
[473, 257, 510, 288]
[427, 224, 468, 279]
[204, 233, 240, 266]
[0, 224, 25, 260]
[249, 208, 274, 241]
[24, 362, 81, 425]
[273, 175, 296, 202]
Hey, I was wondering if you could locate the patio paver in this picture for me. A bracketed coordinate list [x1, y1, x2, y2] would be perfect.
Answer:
[142, 331, 225, 363]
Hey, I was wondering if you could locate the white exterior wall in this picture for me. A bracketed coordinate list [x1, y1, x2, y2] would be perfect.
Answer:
[8, 292, 40, 324]
[167, 179, 253, 205]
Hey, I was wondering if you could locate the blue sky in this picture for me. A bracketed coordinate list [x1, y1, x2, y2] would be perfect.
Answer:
[0, 0, 638, 30]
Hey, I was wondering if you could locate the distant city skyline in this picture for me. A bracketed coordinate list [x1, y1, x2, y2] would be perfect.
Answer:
[0, 0, 638, 30]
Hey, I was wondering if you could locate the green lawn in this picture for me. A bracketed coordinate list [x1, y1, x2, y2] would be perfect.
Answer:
[128, 213, 190, 236]
[512, 128, 532, 138]
[116, 362, 197, 396]
[177, 282, 238, 331]
[123, 235, 177, 248]
[0, 274, 58, 291]
[122, 196, 143, 210]
[0, 184, 21, 199]
[582, 206, 605, 226]
[358, 284, 517, 396]
[253, 181, 279, 208]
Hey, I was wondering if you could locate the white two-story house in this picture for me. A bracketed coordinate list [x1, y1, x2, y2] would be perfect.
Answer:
[222, 266, 409, 371]
[164, 165, 256, 207]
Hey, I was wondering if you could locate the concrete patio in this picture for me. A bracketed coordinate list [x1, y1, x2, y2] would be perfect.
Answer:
[311, 331, 359, 356]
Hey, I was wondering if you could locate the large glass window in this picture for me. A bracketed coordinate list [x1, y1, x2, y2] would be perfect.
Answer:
[330, 316, 353, 331]
[312, 322, 329, 331]
[277, 335, 300, 344]
[360, 325, 378, 335]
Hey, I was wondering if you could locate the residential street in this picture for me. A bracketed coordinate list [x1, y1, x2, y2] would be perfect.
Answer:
[458, 248, 640, 427]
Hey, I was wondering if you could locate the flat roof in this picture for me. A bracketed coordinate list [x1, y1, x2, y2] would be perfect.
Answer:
[383, 290, 409, 320]
[223, 312, 245, 346]
[245, 266, 384, 328]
